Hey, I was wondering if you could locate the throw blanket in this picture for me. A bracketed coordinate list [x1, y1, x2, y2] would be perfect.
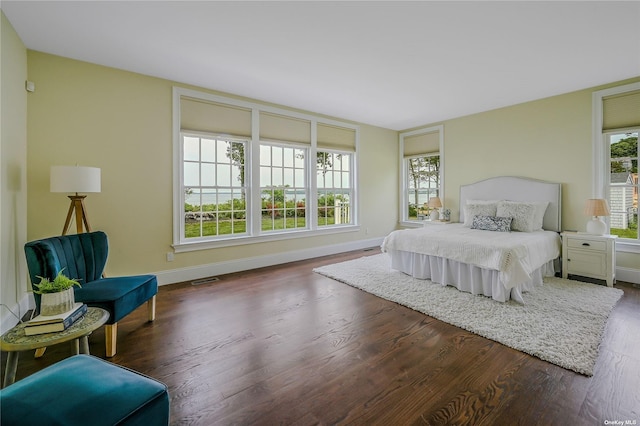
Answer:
[381, 224, 561, 288]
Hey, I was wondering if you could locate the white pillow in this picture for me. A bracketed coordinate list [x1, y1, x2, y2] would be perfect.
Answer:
[496, 201, 548, 232]
[463, 203, 498, 227]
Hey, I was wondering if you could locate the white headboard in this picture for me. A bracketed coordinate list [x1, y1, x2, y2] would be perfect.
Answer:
[459, 176, 562, 232]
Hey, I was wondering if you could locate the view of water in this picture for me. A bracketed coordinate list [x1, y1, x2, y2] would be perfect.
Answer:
[185, 188, 350, 206]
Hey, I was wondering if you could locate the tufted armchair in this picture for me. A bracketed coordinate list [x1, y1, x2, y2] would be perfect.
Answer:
[24, 231, 158, 357]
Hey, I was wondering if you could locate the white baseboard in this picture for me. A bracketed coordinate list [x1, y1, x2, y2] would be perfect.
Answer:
[153, 237, 385, 286]
[616, 266, 640, 285]
[1, 292, 35, 334]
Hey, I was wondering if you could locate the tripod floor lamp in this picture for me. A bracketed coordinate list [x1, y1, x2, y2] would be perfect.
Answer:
[50, 166, 101, 235]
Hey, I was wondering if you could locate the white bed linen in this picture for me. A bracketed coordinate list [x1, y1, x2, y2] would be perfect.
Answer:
[386, 250, 555, 303]
[381, 224, 561, 302]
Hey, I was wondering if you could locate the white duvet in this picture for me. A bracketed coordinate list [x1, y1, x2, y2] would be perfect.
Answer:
[381, 224, 561, 289]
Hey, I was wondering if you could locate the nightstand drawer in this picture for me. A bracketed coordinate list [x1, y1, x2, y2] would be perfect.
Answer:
[566, 249, 606, 276]
[566, 238, 606, 251]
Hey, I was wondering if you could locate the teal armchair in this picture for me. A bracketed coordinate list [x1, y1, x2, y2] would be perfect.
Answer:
[24, 231, 158, 357]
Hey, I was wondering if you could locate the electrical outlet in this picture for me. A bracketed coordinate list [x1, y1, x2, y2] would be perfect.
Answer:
[166, 252, 174, 262]
[365, 227, 370, 234]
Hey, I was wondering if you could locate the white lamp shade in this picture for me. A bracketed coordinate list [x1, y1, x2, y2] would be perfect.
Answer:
[428, 197, 442, 209]
[50, 166, 101, 193]
[584, 199, 610, 217]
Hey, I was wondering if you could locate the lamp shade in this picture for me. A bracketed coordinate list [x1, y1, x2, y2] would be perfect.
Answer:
[584, 199, 610, 217]
[428, 197, 442, 209]
[50, 166, 101, 193]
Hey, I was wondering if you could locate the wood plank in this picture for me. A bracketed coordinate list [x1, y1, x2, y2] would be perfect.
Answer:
[2, 249, 638, 425]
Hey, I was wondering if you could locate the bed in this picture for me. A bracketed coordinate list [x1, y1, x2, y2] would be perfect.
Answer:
[381, 176, 562, 303]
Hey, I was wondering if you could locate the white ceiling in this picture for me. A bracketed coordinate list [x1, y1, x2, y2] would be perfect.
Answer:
[3, 1, 639, 130]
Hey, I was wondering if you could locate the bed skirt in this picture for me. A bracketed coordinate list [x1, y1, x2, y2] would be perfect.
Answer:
[386, 249, 556, 303]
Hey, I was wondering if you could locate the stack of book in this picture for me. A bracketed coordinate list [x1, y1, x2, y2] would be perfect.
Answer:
[24, 303, 88, 336]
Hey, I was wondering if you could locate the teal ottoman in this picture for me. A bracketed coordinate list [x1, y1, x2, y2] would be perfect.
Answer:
[0, 355, 169, 426]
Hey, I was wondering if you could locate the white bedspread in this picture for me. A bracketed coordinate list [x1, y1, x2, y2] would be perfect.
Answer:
[381, 224, 561, 290]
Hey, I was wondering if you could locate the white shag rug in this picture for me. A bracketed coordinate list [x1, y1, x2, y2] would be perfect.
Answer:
[313, 254, 624, 376]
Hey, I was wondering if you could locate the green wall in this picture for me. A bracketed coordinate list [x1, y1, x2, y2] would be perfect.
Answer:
[1, 11, 29, 331]
[25, 51, 398, 280]
[429, 77, 640, 274]
[18, 49, 640, 288]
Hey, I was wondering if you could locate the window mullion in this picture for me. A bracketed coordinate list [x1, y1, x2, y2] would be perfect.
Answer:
[250, 108, 260, 236]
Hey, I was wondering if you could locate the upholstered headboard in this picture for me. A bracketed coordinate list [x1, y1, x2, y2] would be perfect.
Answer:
[459, 176, 562, 232]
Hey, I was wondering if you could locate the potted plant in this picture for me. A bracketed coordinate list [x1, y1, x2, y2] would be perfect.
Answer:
[33, 269, 82, 315]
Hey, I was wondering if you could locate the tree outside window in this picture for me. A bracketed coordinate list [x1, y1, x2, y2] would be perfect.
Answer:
[407, 155, 440, 220]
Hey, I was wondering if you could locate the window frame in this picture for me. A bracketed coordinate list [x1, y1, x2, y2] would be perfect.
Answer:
[316, 149, 355, 228]
[604, 129, 639, 243]
[398, 125, 444, 227]
[259, 140, 309, 233]
[592, 82, 640, 253]
[180, 132, 249, 241]
[172, 87, 360, 252]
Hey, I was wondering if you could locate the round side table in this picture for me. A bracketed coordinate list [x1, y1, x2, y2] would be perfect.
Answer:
[1, 307, 109, 388]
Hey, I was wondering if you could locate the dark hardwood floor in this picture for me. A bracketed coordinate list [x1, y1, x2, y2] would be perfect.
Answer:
[3, 248, 639, 425]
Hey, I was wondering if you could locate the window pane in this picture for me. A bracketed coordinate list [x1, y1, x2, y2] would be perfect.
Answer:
[295, 149, 305, 168]
[184, 137, 199, 161]
[295, 169, 305, 187]
[182, 134, 248, 239]
[260, 145, 271, 166]
[230, 165, 242, 187]
[316, 151, 353, 227]
[283, 168, 294, 186]
[272, 168, 283, 186]
[608, 131, 638, 240]
[284, 149, 294, 167]
[216, 140, 229, 163]
[202, 138, 216, 162]
[406, 155, 440, 221]
[217, 164, 231, 186]
[260, 143, 308, 232]
[260, 166, 271, 186]
[201, 163, 215, 186]
[184, 162, 199, 186]
[272, 146, 283, 166]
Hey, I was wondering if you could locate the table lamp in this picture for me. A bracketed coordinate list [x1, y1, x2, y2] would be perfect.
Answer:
[584, 198, 610, 235]
[50, 165, 101, 235]
[428, 197, 442, 221]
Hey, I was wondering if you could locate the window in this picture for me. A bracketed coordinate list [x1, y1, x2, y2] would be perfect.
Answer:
[173, 88, 359, 251]
[607, 130, 638, 241]
[592, 82, 640, 248]
[399, 125, 444, 225]
[317, 151, 353, 226]
[406, 154, 440, 220]
[260, 143, 307, 232]
[182, 134, 247, 239]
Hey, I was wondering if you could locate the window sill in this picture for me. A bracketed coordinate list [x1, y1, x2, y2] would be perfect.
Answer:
[172, 225, 361, 253]
[616, 239, 640, 254]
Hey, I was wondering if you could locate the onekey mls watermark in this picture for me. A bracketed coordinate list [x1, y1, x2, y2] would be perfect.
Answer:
[604, 421, 637, 425]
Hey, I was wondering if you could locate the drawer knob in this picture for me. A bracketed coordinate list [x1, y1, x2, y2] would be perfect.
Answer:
[582, 243, 590, 247]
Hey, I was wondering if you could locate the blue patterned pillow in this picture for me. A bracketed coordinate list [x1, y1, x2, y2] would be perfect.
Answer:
[471, 215, 512, 232]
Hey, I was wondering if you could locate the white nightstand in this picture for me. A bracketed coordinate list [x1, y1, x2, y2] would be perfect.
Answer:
[561, 232, 617, 287]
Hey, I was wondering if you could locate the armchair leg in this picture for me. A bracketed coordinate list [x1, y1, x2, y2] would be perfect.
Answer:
[148, 295, 156, 322]
[105, 323, 118, 358]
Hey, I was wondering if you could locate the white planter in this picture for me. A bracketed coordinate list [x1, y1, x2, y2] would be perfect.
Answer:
[40, 288, 75, 316]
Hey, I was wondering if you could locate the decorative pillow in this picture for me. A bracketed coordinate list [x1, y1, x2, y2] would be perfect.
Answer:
[463, 203, 498, 227]
[531, 201, 549, 230]
[471, 215, 512, 232]
[496, 201, 547, 232]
